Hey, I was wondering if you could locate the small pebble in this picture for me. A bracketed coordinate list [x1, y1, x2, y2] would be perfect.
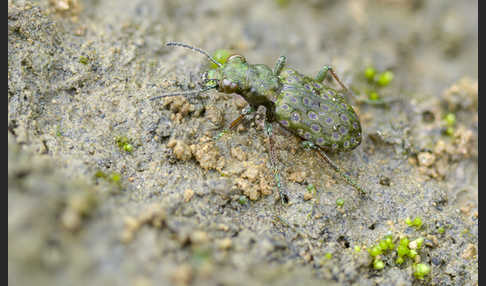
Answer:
[417, 152, 436, 167]
[183, 189, 194, 202]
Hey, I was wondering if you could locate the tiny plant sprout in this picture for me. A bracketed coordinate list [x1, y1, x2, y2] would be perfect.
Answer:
[413, 217, 423, 228]
[406, 217, 423, 229]
[409, 237, 424, 250]
[368, 245, 382, 257]
[110, 172, 121, 183]
[368, 91, 380, 101]
[238, 195, 249, 205]
[444, 113, 456, 136]
[384, 234, 394, 248]
[376, 71, 394, 86]
[373, 259, 385, 270]
[413, 263, 431, 280]
[336, 198, 345, 207]
[408, 249, 418, 259]
[115, 136, 134, 153]
[397, 244, 409, 257]
[445, 113, 456, 126]
[123, 143, 134, 153]
[306, 184, 316, 193]
[415, 237, 424, 249]
[364, 67, 376, 81]
[399, 237, 410, 247]
[445, 126, 455, 136]
[79, 56, 89, 65]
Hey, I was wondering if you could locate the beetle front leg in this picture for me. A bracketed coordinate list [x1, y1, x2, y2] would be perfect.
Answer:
[214, 105, 254, 140]
[273, 56, 287, 76]
[301, 141, 366, 196]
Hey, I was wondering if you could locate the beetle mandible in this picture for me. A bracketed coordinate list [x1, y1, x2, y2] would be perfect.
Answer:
[151, 42, 366, 203]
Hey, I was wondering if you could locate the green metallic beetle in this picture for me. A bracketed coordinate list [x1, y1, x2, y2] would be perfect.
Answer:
[152, 42, 365, 203]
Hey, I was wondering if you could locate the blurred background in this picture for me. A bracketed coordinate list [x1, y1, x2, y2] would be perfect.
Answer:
[9, 1, 477, 285]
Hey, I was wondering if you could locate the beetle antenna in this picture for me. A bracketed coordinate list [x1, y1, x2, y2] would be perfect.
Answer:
[166, 42, 222, 68]
[149, 84, 218, 101]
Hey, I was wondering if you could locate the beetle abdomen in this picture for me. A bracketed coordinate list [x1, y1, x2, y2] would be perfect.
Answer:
[275, 68, 362, 152]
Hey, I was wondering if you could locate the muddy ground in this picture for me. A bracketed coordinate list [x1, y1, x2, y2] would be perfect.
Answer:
[8, 0, 477, 285]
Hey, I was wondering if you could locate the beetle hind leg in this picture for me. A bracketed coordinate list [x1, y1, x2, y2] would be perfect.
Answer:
[302, 141, 366, 196]
[316, 65, 349, 91]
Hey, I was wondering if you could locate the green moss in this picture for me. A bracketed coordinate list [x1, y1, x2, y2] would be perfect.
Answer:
[364, 67, 376, 81]
[360, 66, 393, 103]
[368, 91, 380, 101]
[399, 237, 410, 247]
[413, 263, 431, 280]
[79, 56, 89, 65]
[376, 71, 394, 86]
[191, 247, 212, 266]
[56, 126, 63, 137]
[123, 143, 134, 153]
[412, 217, 423, 228]
[373, 259, 385, 270]
[306, 184, 316, 193]
[445, 126, 455, 136]
[115, 136, 135, 153]
[109, 172, 121, 183]
[95, 170, 108, 179]
[414, 237, 424, 249]
[238, 195, 249, 205]
[384, 235, 394, 249]
[406, 217, 422, 229]
[379, 239, 389, 251]
[336, 198, 344, 207]
[366, 232, 427, 276]
[368, 245, 382, 257]
[408, 249, 418, 259]
[95, 170, 122, 186]
[445, 113, 456, 126]
[396, 244, 409, 257]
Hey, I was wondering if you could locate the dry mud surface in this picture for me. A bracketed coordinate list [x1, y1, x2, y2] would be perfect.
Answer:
[8, 1, 477, 285]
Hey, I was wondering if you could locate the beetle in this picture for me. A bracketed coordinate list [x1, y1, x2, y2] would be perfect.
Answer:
[151, 42, 365, 203]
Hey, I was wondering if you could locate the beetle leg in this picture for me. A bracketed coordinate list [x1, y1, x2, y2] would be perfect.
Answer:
[214, 105, 254, 140]
[316, 65, 349, 91]
[301, 141, 366, 196]
[264, 116, 289, 204]
[273, 56, 287, 76]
